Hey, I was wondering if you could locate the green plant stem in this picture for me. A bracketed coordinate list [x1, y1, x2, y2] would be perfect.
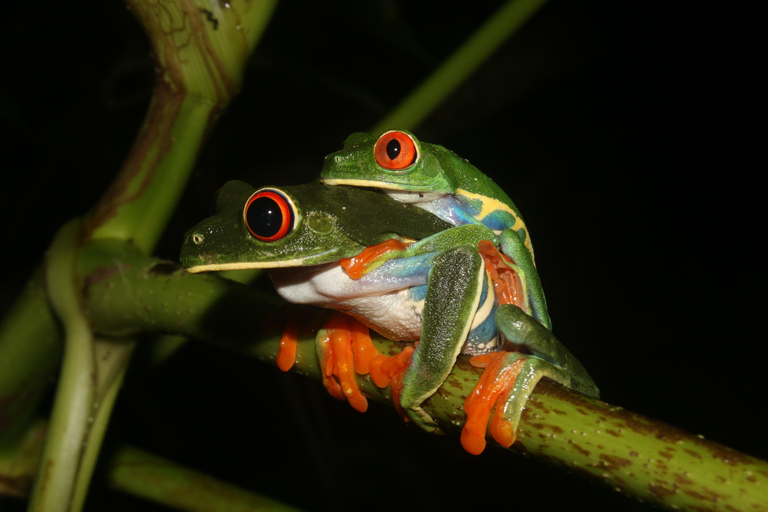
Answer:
[18, 2, 280, 510]
[31, 220, 97, 512]
[4, 244, 768, 510]
[0, 271, 61, 447]
[79, 254, 768, 511]
[0, 420, 299, 511]
[371, 0, 549, 134]
[106, 445, 301, 512]
[87, 0, 279, 252]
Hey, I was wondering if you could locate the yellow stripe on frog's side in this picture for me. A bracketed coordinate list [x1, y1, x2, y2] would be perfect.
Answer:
[456, 189, 533, 254]
[323, 178, 534, 255]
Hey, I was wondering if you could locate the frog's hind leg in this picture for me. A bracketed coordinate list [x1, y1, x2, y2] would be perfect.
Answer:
[399, 245, 486, 432]
[495, 304, 598, 397]
[461, 305, 599, 454]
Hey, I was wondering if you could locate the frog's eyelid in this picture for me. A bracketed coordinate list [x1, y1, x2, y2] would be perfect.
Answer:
[243, 188, 297, 242]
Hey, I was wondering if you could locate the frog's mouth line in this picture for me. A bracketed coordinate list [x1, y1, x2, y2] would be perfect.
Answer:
[184, 249, 345, 274]
[322, 178, 409, 191]
[321, 179, 442, 203]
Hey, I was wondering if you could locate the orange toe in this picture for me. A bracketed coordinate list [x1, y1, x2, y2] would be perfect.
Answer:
[276, 315, 301, 372]
[368, 354, 391, 388]
[324, 313, 370, 412]
[350, 319, 377, 375]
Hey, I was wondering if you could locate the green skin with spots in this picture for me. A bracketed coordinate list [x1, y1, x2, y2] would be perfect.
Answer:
[180, 180, 597, 444]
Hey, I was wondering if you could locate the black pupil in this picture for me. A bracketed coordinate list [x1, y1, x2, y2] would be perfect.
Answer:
[386, 139, 401, 160]
[248, 196, 283, 238]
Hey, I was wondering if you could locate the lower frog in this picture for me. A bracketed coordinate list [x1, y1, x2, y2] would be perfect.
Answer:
[181, 180, 598, 454]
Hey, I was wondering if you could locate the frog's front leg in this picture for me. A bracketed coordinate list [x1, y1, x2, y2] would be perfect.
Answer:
[462, 304, 599, 454]
[398, 245, 486, 431]
[499, 228, 551, 329]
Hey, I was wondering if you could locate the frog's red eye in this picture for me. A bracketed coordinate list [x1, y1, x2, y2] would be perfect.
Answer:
[374, 130, 417, 170]
[244, 189, 295, 241]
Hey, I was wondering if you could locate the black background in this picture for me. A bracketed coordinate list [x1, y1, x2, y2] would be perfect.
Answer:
[1, 1, 764, 510]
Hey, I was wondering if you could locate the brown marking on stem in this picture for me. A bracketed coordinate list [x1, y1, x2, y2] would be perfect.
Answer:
[84, 80, 183, 236]
[647, 481, 677, 500]
[569, 441, 591, 457]
[659, 450, 675, 460]
[0, 474, 32, 498]
[684, 448, 702, 459]
[674, 472, 694, 485]
[599, 454, 633, 470]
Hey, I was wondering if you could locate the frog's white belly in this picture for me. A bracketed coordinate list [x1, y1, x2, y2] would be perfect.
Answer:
[337, 291, 424, 341]
[268, 258, 499, 351]
[268, 263, 425, 341]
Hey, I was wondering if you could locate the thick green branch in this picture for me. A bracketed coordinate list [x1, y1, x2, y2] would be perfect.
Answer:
[80, 248, 768, 511]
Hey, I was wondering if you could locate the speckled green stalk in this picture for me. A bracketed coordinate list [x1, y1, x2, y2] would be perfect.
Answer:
[79, 254, 768, 512]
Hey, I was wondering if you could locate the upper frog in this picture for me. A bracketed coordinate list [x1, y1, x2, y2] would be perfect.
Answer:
[320, 130, 550, 329]
[320, 130, 528, 245]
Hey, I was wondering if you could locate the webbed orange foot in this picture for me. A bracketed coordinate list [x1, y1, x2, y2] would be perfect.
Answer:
[269, 307, 380, 413]
[462, 351, 527, 455]
[368, 345, 414, 420]
[316, 312, 380, 413]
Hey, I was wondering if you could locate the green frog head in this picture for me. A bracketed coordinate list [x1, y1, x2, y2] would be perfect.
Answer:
[319, 129, 513, 203]
[180, 180, 452, 273]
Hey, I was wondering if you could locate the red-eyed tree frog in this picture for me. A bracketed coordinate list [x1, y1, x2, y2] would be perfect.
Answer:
[319, 130, 550, 330]
[181, 180, 598, 454]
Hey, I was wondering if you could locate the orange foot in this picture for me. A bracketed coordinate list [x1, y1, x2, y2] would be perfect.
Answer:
[462, 351, 526, 455]
[316, 312, 381, 413]
[368, 344, 415, 420]
[269, 306, 380, 413]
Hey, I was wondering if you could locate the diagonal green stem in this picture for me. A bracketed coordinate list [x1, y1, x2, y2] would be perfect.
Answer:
[87, 0, 279, 252]
[0, 420, 300, 511]
[0, 271, 61, 447]
[106, 445, 301, 512]
[372, 0, 549, 134]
